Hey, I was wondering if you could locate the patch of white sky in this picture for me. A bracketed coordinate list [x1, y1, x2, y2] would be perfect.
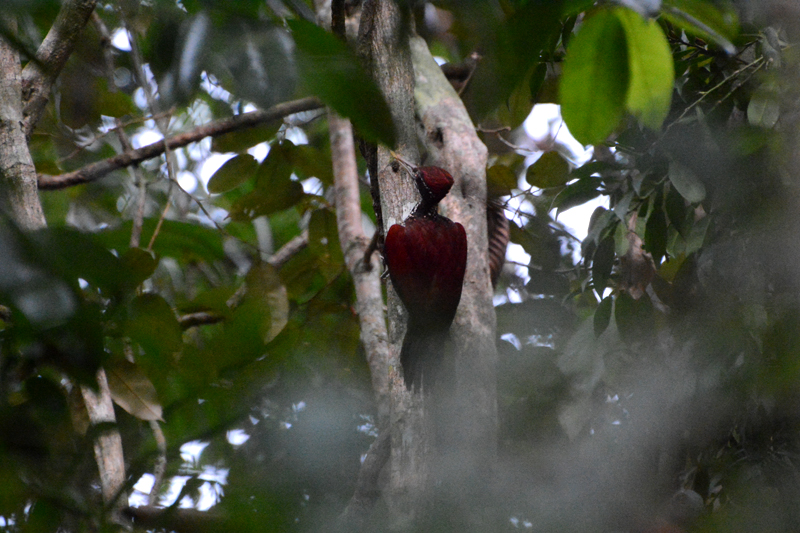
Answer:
[498, 104, 609, 307]
[129, 438, 244, 510]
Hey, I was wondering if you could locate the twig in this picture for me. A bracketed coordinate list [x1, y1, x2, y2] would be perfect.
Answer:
[37, 97, 323, 190]
[178, 312, 225, 329]
[362, 230, 380, 269]
[662, 56, 766, 138]
[148, 420, 167, 506]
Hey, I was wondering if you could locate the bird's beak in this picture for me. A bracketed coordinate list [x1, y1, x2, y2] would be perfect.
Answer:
[389, 151, 417, 177]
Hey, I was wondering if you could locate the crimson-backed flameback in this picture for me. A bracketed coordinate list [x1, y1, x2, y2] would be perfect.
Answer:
[383, 155, 467, 391]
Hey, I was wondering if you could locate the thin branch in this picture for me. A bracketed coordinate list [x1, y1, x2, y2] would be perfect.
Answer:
[147, 420, 167, 507]
[330, 109, 392, 528]
[178, 312, 225, 329]
[330, 111, 392, 426]
[38, 97, 323, 190]
[662, 56, 766, 138]
[21, 0, 99, 137]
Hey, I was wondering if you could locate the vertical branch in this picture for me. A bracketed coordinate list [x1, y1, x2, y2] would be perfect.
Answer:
[329, 111, 393, 527]
[0, 18, 46, 230]
[81, 370, 126, 509]
[21, 0, 99, 137]
[329, 113, 392, 424]
[358, 0, 431, 525]
[409, 33, 497, 481]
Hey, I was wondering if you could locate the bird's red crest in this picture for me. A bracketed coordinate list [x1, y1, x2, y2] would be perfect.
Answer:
[416, 167, 454, 203]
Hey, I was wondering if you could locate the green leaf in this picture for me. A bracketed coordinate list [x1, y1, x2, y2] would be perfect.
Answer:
[594, 296, 613, 337]
[527, 152, 571, 188]
[288, 144, 334, 185]
[107, 360, 163, 421]
[207, 154, 259, 194]
[119, 248, 158, 288]
[661, 0, 738, 54]
[211, 123, 280, 153]
[553, 177, 603, 214]
[230, 182, 305, 220]
[487, 165, 518, 197]
[747, 83, 780, 129]
[126, 293, 183, 359]
[96, 219, 227, 263]
[614, 291, 654, 343]
[288, 19, 396, 146]
[308, 209, 345, 281]
[668, 160, 706, 203]
[615, 7, 675, 130]
[560, 8, 629, 144]
[246, 263, 289, 344]
[229, 144, 306, 220]
[593, 236, 616, 293]
[644, 207, 668, 265]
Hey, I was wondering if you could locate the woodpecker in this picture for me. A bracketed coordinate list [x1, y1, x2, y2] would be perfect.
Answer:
[383, 155, 467, 391]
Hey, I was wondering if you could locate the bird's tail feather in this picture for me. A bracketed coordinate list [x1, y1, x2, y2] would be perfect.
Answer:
[400, 327, 452, 392]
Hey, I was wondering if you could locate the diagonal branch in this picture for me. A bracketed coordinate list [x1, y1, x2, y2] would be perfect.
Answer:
[21, 0, 99, 137]
[38, 97, 323, 190]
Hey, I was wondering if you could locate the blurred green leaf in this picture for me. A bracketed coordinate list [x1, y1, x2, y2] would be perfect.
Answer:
[487, 164, 518, 197]
[207, 154, 259, 194]
[246, 263, 289, 344]
[229, 142, 307, 220]
[288, 144, 334, 185]
[592, 236, 616, 293]
[553, 177, 603, 214]
[594, 296, 613, 337]
[126, 293, 183, 359]
[560, 8, 628, 144]
[527, 152, 571, 189]
[747, 83, 780, 129]
[668, 159, 706, 203]
[616, 7, 675, 130]
[614, 292, 654, 343]
[308, 209, 345, 281]
[211, 123, 280, 153]
[119, 248, 158, 288]
[96, 220, 227, 263]
[288, 19, 396, 146]
[662, 0, 738, 53]
[107, 359, 164, 421]
[644, 206, 668, 265]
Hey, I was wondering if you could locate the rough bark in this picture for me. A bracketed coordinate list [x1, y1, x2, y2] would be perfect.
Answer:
[330, 112, 392, 426]
[3, 13, 127, 523]
[81, 369, 126, 509]
[358, 0, 430, 525]
[38, 97, 322, 189]
[0, 21, 46, 230]
[20, 0, 99, 137]
[410, 33, 498, 513]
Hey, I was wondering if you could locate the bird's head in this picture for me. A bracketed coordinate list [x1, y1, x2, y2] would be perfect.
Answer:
[391, 153, 454, 204]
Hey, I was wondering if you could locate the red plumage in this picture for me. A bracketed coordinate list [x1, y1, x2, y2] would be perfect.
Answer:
[383, 159, 467, 390]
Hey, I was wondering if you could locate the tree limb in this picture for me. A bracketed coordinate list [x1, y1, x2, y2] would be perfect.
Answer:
[358, 1, 432, 526]
[0, 18, 46, 230]
[38, 97, 323, 190]
[20, 0, 99, 137]
[329, 112, 392, 427]
[410, 32, 498, 495]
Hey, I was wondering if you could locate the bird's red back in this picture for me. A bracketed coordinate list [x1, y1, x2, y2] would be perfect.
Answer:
[384, 215, 467, 331]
